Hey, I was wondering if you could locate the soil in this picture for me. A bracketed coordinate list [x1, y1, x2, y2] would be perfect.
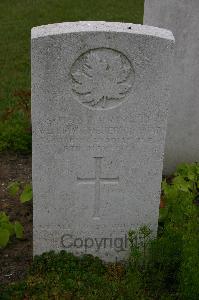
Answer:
[0, 153, 32, 285]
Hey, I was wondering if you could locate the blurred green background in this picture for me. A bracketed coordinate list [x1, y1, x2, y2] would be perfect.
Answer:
[0, 0, 144, 153]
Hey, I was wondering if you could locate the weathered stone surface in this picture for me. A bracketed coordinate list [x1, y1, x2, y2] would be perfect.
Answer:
[144, 0, 199, 174]
[32, 21, 174, 261]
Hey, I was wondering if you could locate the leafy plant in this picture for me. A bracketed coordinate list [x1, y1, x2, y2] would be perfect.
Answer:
[7, 181, 20, 196]
[128, 225, 152, 271]
[148, 162, 199, 299]
[8, 181, 33, 203]
[125, 163, 199, 299]
[20, 184, 33, 203]
[0, 212, 24, 249]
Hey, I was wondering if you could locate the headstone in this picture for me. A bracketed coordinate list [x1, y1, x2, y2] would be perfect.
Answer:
[31, 21, 174, 262]
[144, 0, 199, 174]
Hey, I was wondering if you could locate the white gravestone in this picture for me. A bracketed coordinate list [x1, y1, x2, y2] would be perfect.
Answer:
[144, 0, 199, 174]
[31, 21, 174, 261]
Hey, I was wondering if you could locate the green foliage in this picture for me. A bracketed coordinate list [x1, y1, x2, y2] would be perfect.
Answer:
[172, 164, 199, 300]
[0, 89, 32, 153]
[0, 119, 31, 154]
[128, 225, 152, 271]
[20, 183, 33, 203]
[146, 163, 199, 299]
[14, 221, 24, 239]
[124, 163, 199, 299]
[158, 206, 169, 224]
[0, 252, 128, 299]
[1, 163, 199, 299]
[8, 181, 33, 203]
[0, 212, 24, 248]
[2, 90, 31, 123]
[7, 181, 20, 196]
[0, 228, 10, 248]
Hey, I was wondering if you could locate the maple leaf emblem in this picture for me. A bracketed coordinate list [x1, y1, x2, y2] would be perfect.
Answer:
[71, 48, 134, 109]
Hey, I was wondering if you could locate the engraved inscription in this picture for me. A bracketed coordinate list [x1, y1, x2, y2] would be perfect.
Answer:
[77, 157, 119, 218]
[71, 48, 135, 109]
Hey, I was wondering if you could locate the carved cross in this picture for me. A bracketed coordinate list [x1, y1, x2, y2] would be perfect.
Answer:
[77, 157, 119, 218]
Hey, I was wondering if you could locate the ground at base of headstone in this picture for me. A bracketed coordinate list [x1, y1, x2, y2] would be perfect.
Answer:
[0, 154, 32, 285]
[0, 155, 199, 300]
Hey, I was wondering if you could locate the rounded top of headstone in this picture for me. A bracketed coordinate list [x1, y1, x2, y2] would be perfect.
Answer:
[31, 21, 174, 41]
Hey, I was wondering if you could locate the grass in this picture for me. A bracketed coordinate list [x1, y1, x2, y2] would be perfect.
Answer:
[0, 0, 144, 153]
[0, 0, 144, 111]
